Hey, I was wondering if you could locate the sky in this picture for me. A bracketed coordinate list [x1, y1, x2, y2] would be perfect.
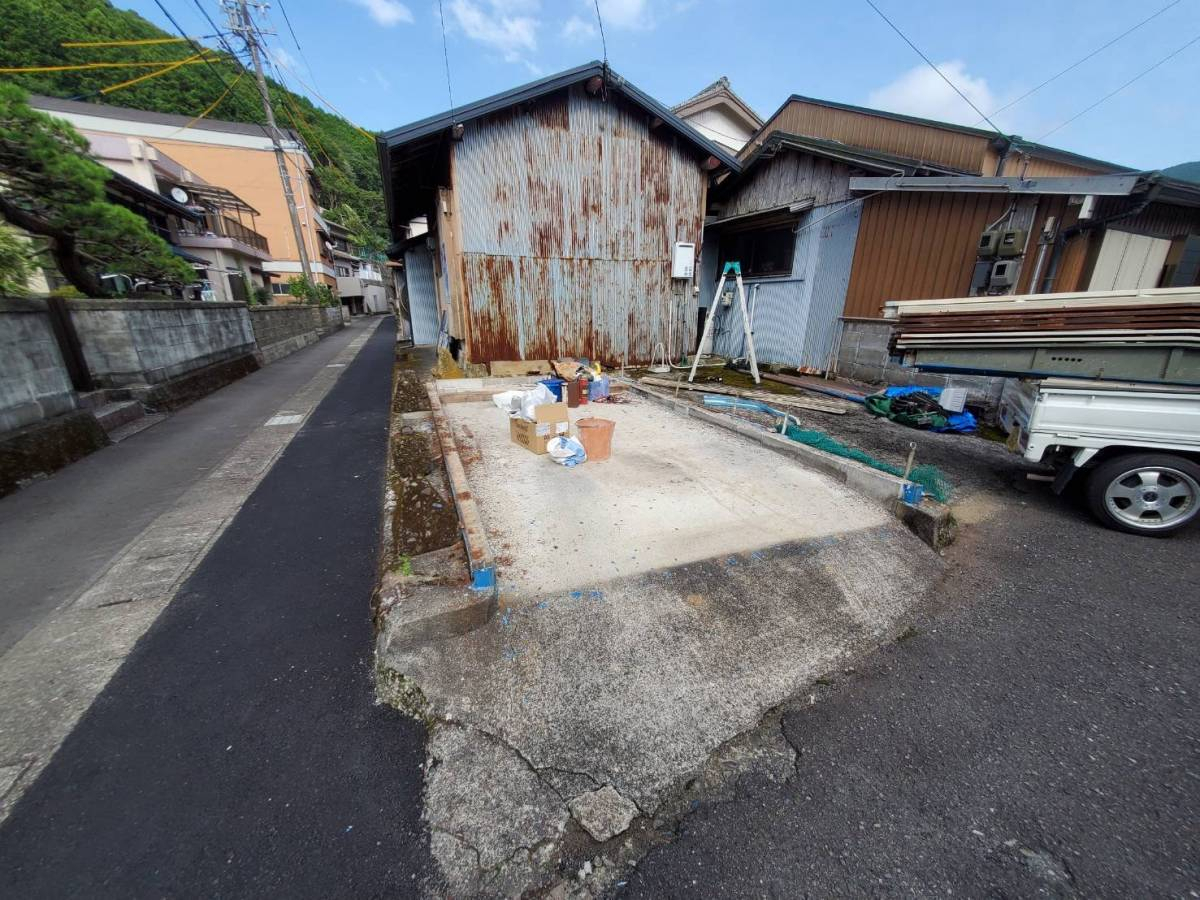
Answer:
[121, 0, 1200, 170]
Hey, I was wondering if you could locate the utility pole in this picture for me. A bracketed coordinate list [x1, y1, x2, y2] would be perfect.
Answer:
[225, 0, 314, 286]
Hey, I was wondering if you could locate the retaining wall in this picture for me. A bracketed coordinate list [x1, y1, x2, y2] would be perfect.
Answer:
[836, 318, 1006, 407]
[250, 305, 346, 365]
[69, 299, 256, 388]
[0, 298, 78, 433]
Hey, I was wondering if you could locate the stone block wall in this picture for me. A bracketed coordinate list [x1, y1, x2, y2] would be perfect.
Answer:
[0, 298, 78, 433]
[69, 299, 256, 388]
[836, 317, 1007, 407]
[249, 305, 330, 365]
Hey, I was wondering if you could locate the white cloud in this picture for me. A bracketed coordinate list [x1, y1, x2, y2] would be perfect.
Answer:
[372, 67, 392, 90]
[448, 0, 539, 64]
[867, 60, 998, 128]
[346, 0, 414, 27]
[272, 46, 299, 72]
[593, 0, 651, 30]
[561, 14, 596, 42]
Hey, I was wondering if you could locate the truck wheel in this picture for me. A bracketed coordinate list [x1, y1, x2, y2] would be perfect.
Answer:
[1085, 453, 1200, 536]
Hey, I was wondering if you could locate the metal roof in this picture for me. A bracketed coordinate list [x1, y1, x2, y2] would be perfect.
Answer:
[29, 94, 302, 144]
[106, 170, 201, 221]
[377, 61, 741, 172]
[750, 93, 1132, 175]
[750, 131, 976, 176]
[848, 172, 1200, 207]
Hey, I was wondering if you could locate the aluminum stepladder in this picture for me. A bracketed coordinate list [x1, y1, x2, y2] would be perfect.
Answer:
[688, 261, 760, 384]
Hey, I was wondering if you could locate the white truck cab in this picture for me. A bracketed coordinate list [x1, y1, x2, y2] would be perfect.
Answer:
[999, 378, 1200, 535]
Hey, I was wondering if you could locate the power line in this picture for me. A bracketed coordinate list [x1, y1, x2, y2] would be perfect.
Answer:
[863, 0, 1003, 135]
[61, 36, 189, 48]
[1036, 33, 1200, 141]
[1, 56, 214, 73]
[273, 0, 317, 84]
[975, 0, 1181, 126]
[436, 0, 456, 116]
[592, 0, 608, 65]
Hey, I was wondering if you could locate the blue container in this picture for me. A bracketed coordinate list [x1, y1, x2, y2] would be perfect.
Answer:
[539, 378, 565, 401]
[589, 375, 610, 401]
[901, 482, 925, 505]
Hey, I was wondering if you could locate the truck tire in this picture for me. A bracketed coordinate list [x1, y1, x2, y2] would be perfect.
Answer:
[1085, 452, 1200, 536]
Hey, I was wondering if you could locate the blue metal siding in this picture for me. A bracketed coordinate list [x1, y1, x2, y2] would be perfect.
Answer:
[404, 245, 441, 345]
[706, 201, 861, 369]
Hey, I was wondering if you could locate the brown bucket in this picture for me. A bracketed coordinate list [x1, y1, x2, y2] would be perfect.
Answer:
[575, 417, 615, 462]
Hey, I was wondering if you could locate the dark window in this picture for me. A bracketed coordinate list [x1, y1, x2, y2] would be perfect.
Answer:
[270, 282, 290, 295]
[718, 223, 796, 278]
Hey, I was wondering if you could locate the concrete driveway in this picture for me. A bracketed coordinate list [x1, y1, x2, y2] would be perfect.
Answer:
[377, 391, 943, 895]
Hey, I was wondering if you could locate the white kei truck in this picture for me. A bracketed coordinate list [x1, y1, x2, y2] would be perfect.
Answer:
[998, 378, 1200, 536]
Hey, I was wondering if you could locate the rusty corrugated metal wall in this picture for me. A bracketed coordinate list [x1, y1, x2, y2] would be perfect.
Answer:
[450, 84, 706, 364]
[843, 191, 1009, 317]
[748, 99, 991, 173]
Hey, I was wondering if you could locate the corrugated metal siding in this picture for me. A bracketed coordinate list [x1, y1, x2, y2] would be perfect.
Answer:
[843, 191, 1008, 317]
[720, 152, 850, 218]
[750, 100, 989, 173]
[709, 201, 862, 368]
[404, 245, 441, 344]
[451, 85, 705, 363]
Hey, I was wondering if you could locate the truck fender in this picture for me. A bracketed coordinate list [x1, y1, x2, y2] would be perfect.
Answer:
[1051, 447, 1101, 495]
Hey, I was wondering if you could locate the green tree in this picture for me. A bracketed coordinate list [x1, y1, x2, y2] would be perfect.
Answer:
[0, 85, 195, 295]
[0, 224, 33, 295]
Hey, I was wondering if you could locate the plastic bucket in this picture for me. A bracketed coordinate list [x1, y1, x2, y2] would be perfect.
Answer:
[539, 378, 565, 401]
[575, 417, 615, 462]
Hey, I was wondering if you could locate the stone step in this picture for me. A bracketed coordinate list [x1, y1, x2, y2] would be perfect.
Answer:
[77, 389, 133, 412]
[105, 412, 166, 444]
[92, 400, 145, 434]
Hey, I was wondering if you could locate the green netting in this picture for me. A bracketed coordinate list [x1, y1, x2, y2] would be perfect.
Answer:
[781, 423, 952, 503]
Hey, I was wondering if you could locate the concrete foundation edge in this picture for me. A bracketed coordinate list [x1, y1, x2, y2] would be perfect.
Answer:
[623, 380, 957, 550]
[0, 409, 109, 498]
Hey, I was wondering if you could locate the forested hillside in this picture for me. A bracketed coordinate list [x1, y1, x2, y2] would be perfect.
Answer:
[0, 0, 386, 250]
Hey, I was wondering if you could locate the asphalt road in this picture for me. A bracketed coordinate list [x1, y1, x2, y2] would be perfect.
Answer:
[0, 322, 370, 657]
[626, 479, 1199, 897]
[0, 317, 433, 897]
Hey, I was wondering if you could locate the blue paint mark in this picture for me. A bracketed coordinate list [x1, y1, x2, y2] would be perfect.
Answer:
[502, 647, 521, 662]
[589, 590, 604, 602]
[726, 556, 739, 566]
[536, 600, 550, 610]
[470, 566, 496, 592]
[569, 590, 583, 601]
[500, 607, 513, 628]
[750, 550, 765, 561]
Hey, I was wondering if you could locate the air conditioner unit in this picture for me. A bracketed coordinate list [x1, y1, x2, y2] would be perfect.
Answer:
[996, 228, 1027, 258]
[990, 259, 1020, 289]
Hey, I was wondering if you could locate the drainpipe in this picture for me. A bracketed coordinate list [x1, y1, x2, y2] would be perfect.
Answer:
[1039, 180, 1161, 293]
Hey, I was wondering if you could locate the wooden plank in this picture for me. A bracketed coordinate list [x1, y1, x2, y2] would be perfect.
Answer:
[638, 376, 850, 413]
[488, 359, 553, 376]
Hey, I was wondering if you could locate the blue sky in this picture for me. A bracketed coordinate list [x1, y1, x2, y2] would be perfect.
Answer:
[123, 0, 1199, 170]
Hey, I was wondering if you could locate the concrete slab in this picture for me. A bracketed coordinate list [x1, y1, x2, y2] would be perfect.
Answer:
[443, 396, 890, 597]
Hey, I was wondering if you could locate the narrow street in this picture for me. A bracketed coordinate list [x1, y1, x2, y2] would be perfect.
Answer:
[625, 483, 1200, 897]
[0, 318, 434, 897]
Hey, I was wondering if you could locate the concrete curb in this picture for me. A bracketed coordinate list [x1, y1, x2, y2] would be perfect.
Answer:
[622, 379, 957, 550]
[425, 383, 499, 593]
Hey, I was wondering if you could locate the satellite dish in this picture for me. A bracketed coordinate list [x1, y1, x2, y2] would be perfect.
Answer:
[170, 187, 189, 204]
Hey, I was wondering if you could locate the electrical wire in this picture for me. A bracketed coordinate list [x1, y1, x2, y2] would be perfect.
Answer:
[973, 0, 1181, 126]
[165, 70, 245, 136]
[259, 41, 375, 143]
[273, 0, 319, 87]
[0, 57, 213, 73]
[1036, 32, 1200, 141]
[61, 36, 189, 48]
[592, 0, 608, 64]
[99, 51, 214, 95]
[863, 0, 1003, 135]
[436, 0, 456, 118]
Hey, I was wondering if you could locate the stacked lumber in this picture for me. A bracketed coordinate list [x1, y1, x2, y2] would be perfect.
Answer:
[889, 288, 1200, 351]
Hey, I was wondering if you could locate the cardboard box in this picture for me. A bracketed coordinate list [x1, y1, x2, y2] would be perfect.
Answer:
[509, 402, 569, 454]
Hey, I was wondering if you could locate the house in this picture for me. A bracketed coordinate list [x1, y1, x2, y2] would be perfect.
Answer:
[30, 95, 338, 300]
[377, 61, 740, 365]
[699, 92, 1200, 376]
[672, 76, 763, 153]
[327, 219, 390, 315]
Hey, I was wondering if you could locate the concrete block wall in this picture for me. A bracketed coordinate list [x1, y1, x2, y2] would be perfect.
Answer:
[836, 317, 1006, 407]
[0, 298, 78, 432]
[249, 305, 337, 365]
[69, 299, 255, 387]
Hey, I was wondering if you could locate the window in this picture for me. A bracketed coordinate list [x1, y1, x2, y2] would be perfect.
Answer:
[336, 265, 351, 277]
[270, 282, 290, 295]
[717, 222, 797, 278]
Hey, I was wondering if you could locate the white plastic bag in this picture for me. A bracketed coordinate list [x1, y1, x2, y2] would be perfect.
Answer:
[546, 436, 587, 467]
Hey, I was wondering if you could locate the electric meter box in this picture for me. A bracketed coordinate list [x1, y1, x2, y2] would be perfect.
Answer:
[671, 242, 696, 279]
[997, 228, 1027, 258]
[990, 259, 1021, 289]
[978, 230, 1001, 257]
